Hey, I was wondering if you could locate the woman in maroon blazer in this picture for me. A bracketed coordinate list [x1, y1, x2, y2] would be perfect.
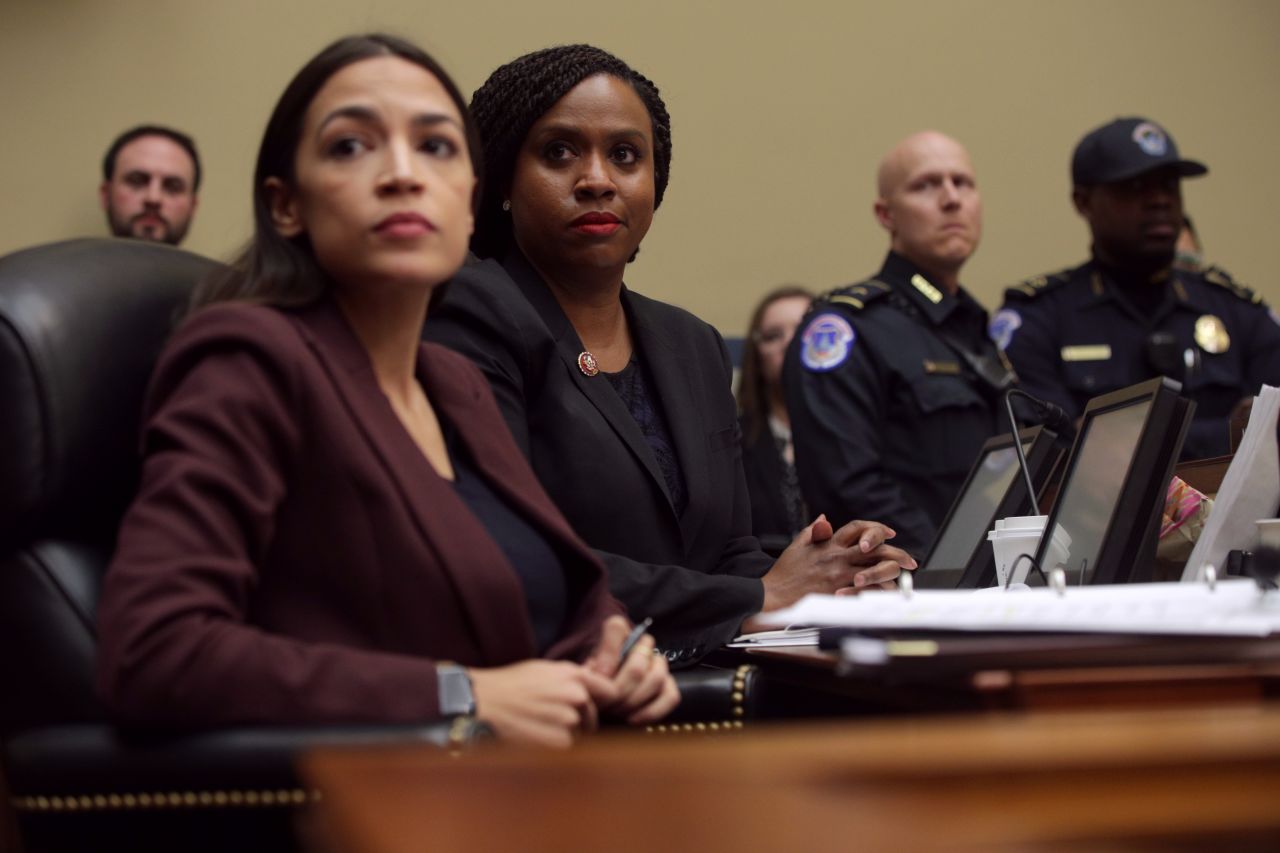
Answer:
[96, 34, 676, 748]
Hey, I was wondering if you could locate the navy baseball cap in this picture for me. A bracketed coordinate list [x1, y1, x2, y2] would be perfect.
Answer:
[1071, 117, 1208, 185]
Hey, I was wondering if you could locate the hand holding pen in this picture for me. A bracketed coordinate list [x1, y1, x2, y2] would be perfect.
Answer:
[618, 617, 654, 664]
[584, 615, 679, 724]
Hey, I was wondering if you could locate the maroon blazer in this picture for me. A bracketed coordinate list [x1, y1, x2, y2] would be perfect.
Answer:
[97, 298, 620, 726]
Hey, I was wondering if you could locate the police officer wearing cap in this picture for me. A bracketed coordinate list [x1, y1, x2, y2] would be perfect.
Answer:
[994, 117, 1280, 460]
[784, 131, 1011, 556]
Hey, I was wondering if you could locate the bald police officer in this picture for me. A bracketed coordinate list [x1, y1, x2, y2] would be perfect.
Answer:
[994, 117, 1280, 459]
[784, 131, 1011, 556]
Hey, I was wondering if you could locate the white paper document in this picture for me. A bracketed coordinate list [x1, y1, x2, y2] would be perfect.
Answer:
[727, 627, 820, 648]
[754, 579, 1280, 638]
[1182, 385, 1280, 582]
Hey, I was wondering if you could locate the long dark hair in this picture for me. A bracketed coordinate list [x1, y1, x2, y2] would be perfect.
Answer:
[736, 286, 814, 444]
[467, 44, 671, 261]
[192, 34, 482, 309]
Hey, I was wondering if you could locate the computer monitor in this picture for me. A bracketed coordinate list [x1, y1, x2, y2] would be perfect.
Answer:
[1031, 378, 1193, 586]
[917, 426, 1063, 590]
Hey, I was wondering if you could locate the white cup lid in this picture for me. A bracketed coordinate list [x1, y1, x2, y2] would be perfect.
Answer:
[999, 515, 1048, 530]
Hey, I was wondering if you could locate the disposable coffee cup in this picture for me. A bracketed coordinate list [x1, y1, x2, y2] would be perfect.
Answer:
[1042, 525, 1073, 573]
[987, 515, 1048, 587]
[994, 515, 1048, 533]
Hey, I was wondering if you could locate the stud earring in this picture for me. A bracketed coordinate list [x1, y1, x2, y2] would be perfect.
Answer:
[502, 200, 511, 212]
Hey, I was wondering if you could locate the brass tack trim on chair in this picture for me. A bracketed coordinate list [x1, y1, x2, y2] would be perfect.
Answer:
[642, 664, 755, 734]
[12, 788, 318, 813]
[641, 719, 749, 735]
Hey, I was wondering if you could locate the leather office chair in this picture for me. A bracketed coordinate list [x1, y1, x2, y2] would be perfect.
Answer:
[0, 239, 484, 852]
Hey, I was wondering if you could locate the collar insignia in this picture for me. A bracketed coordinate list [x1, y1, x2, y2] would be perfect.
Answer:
[910, 274, 943, 304]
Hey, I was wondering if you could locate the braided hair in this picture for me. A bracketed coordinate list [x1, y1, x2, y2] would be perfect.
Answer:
[469, 44, 671, 260]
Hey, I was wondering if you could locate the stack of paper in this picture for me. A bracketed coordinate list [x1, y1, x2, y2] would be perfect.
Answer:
[754, 579, 1280, 638]
[727, 627, 820, 648]
[1181, 385, 1280, 582]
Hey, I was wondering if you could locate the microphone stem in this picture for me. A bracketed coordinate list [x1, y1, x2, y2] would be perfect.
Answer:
[1004, 389, 1041, 516]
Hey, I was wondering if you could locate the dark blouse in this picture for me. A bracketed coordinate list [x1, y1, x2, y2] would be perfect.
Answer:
[739, 414, 808, 555]
[445, 426, 569, 654]
[604, 356, 689, 517]
[771, 428, 808, 536]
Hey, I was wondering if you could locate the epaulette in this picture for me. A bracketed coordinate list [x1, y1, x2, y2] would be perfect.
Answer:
[1201, 265, 1261, 305]
[820, 279, 891, 312]
[1003, 268, 1075, 300]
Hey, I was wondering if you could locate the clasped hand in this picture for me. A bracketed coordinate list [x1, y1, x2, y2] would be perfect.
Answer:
[759, 515, 918, 612]
[468, 615, 678, 748]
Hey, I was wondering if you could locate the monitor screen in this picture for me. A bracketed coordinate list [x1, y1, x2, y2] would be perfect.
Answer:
[925, 442, 1027, 570]
[1038, 398, 1153, 584]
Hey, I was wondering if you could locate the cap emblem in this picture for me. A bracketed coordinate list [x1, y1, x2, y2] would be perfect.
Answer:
[1132, 122, 1168, 156]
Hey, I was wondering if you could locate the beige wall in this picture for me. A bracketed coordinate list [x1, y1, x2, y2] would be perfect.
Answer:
[3, 0, 1277, 334]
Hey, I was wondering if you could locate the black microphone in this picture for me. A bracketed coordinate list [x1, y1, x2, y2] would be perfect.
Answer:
[1002, 389, 1074, 516]
[1033, 398, 1076, 443]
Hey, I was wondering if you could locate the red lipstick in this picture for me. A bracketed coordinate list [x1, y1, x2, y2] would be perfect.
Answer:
[570, 211, 621, 236]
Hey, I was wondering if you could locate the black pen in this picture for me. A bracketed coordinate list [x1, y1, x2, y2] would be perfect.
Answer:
[618, 617, 654, 664]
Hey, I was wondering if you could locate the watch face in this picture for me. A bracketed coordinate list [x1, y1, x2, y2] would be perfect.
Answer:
[438, 665, 475, 717]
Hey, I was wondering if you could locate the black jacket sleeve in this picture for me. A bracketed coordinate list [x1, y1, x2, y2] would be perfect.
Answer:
[784, 306, 937, 554]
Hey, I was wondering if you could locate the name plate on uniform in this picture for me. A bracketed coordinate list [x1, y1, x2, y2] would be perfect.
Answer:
[923, 359, 961, 375]
[1060, 344, 1112, 362]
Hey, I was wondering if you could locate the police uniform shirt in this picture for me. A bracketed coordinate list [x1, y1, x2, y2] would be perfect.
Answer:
[784, 252, 1008, 556]
[994, 258, 1280, 459]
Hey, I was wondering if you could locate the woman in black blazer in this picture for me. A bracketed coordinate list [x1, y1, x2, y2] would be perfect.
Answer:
[426, 45, 915, 662]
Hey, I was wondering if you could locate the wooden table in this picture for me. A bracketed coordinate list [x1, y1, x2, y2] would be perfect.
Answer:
[302, 704, 1280, 852]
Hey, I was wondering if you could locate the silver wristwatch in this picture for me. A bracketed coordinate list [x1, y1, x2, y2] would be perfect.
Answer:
[436, 662, 476, 717]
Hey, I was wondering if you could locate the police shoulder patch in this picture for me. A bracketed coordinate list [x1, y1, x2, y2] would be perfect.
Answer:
[1003, 268, 1074, 301]
[988, 308, 1022, 352]
[1202, 265, 1260, 304]
[799, 312, 856, 371]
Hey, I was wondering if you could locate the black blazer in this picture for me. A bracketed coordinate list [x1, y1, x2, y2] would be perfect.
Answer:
[426, 253, 772, 659]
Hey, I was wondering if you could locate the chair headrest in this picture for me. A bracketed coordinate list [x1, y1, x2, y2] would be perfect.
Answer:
[0, 238, 223, 544]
